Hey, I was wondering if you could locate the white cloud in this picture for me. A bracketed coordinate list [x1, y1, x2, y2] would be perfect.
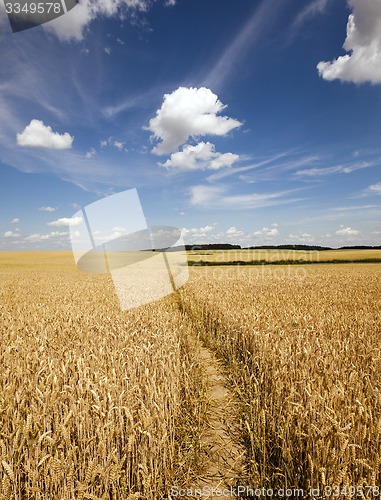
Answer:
[17, 120, 73, 150]
[189, 185, 302, 209]
[100, 137, 128, 152]
[318, 0, 381, 84]
[189, 185, 226, 206]
[11, 218, 20, 224]
[292, 0, 330, 29]
[162, 141, 239, 171]
[44, 0, 157, 41]
[104, 47, 112, 54]
[147, 87, 242, 155]
[38, 206, 57, 212]
[182, 223, 217, 239]
[295, 161, 374, 176]
[114, 141, 128, 152]
[47, 216, 83, 227]
[26, 231, 69, 241]
[4, 230, 19, 238]
[288, 232, 315, 243]
[368, 182, 381, 194]
[226, 227, 244, 237]
[254, 226, 279, 238]
[336, 225, 360, 235]
[85, 148, 96, 158]
[203, 0, 279, 90]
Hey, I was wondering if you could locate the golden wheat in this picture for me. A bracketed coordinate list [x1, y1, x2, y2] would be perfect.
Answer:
[180, 264, 381, 488]
[2, 251, 380, 495]
[0, 253, 206, 499]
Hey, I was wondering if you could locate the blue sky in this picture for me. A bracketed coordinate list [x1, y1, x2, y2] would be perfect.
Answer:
[0, 0, 380, 250]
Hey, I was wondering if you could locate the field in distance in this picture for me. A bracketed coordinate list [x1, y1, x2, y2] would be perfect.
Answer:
[2, 248, 380, 272]
[187, 248, 381, 264]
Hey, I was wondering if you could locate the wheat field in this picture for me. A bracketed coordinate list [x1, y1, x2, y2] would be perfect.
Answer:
[1, 252, 381, 496]
[0, 253, 206, 499]
[187, 248, 381, 264]
[181, 264, 381, 489]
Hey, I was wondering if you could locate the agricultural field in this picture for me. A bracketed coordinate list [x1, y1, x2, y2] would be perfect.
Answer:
[181, 264, 381, 489]
[187, 248, 381, 265]
[0, 252, 207, 499]
[1, 252, 381, 497]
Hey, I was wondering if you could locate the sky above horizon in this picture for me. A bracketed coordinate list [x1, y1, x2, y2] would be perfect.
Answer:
[0, 0, 381, 250]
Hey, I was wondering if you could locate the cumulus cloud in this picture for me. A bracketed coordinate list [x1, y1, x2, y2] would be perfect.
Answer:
[26, 231, 70, 241]
[47, 216, 83, 227]
[162, 141, 239, 171]
[45, 0, 158, 41]
[114, 141, 128, 152]
[226, 227, 244, 237]
[4, 230, 19, 238]
[147, 87, 242, 155]
[288, 232, 315, 243]
[254, 226, 279, 238]
[11, 218, 20, 224]
[17, 120, 73, 149]
[317, 0, 381, 84]
[100, 137, 128, 152]
[38, 206, 57, 212]
[336, 225, 360, 235]
[182, 224, 217, 240]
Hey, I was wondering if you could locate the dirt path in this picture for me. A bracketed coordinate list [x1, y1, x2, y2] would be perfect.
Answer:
[190, 341, 246, 499]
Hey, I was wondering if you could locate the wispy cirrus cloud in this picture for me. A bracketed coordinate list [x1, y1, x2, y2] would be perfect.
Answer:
[189, 184, 303, 210]
[360, 181, 381, 197]
[206, 150, 295, 182]
[290, 0, 331, 31]
[202, 0, 288, 90]
[295, 160, 377, 177]
[368, 182, 381, 194]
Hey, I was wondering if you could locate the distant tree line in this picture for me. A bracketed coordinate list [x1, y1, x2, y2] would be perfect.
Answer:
[184, 244, 381, 251]
[245, 244, 332, 251]
[185, 244, 241, 250]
